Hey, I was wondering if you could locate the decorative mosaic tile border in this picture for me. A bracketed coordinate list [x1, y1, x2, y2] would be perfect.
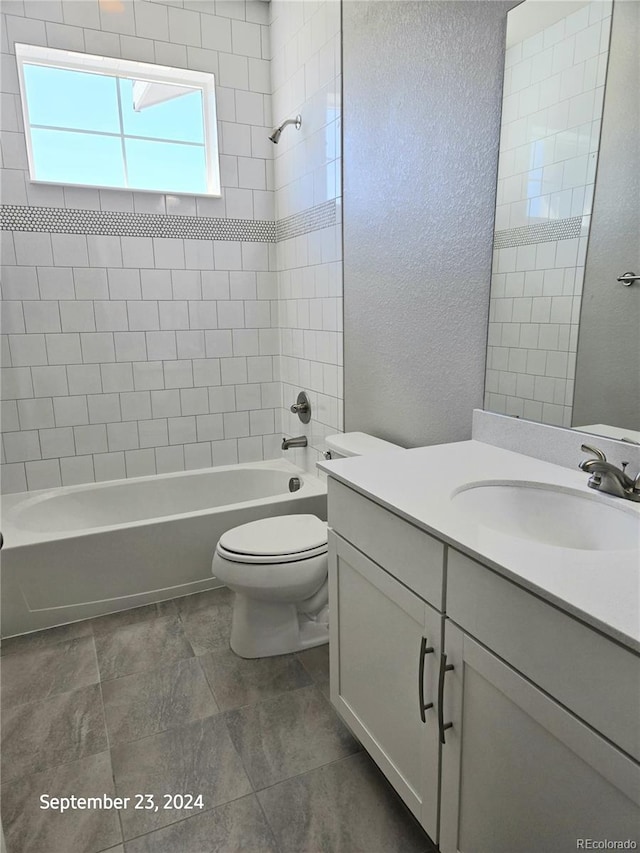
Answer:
[494, 216, 582, 249]
[0, 200, 338, 244]
[0, 205, 275, 243]
[276, 199, 336, 242]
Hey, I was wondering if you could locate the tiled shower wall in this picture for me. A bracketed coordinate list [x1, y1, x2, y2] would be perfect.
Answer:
[270, 0, 342, 474]
[485, 0, 612, 427]
[0, 0, 282, 493]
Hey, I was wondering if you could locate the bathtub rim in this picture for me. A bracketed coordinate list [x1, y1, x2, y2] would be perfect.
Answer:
[1, 458, 326, 548]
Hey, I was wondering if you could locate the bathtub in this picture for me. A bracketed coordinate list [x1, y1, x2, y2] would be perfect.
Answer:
[0, 459, 326, 638]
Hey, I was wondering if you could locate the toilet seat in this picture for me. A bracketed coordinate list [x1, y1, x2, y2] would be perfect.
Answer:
[216, 542, 327, 564]
[217, 515, 328, 564]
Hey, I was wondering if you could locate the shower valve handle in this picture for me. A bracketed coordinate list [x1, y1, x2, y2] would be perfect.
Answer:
[290, 392, 311, 424]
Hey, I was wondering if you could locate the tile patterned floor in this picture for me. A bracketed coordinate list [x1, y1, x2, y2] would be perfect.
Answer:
[0, 590, 436, 853]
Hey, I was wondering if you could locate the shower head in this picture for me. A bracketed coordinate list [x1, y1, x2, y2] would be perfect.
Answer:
[269, 114, 302, 144]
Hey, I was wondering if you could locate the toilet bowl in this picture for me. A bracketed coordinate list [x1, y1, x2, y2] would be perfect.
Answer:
[212, 432, 402, 658]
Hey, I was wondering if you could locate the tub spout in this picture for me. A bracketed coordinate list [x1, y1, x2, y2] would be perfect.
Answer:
[282, 435, 307, 450]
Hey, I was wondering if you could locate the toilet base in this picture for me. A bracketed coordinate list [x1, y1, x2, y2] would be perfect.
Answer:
[230, 593, 329, 658]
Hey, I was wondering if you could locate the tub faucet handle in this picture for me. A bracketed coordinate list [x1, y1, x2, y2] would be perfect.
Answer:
[290, 391, 311, 424]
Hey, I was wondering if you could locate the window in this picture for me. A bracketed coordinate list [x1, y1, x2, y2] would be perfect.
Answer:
[16, 44, 221, 197]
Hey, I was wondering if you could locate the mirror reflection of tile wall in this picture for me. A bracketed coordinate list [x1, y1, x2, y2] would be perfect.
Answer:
[485, 1, 612, 427]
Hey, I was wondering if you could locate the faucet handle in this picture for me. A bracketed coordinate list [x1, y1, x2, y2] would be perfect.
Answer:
[580, 443, 607, 462]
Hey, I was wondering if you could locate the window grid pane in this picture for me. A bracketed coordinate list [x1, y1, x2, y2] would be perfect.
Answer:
[19, 52, 216, 196]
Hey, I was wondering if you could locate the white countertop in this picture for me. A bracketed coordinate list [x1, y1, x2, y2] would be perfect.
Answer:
[319, 440, 640, 653]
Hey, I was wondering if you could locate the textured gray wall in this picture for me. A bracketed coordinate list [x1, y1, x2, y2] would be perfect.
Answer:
[572, 0, 640, 431]
[342, 0, 516, 447]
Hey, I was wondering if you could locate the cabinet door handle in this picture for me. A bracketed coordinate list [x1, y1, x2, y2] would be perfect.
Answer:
[438, 652, 455, 744]
[418, 636, 435, 722]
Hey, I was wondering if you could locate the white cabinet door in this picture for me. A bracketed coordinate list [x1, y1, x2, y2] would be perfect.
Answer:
[328, 531, 441, 841]
[440, 623, 640, 853]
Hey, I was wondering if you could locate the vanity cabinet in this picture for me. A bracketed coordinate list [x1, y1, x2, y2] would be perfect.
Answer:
[328, 531, 443, 839]
[439, 622, 640, 852]
[326, 475, 640, 851]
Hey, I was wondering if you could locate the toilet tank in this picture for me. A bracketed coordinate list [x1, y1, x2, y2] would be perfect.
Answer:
[325, 432, 402, 459]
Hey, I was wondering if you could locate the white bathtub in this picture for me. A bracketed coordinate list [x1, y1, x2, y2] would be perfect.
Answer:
[0, 459, 326, 638]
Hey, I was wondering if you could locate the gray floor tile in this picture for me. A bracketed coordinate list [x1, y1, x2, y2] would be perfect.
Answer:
[102, 658, 219, 746]
[1, 751, 122, 853]
[297, 643, 330, 697]
[199, 647, 312, 711]
[90, 600, 178, 637]
[297, 643, 330, 683]
[123, 795, 278, 853]
[1, 684, 108, 784]
[1, 636, 99, 710]
[258, 752, 431, 853]
[179, 599, 233, 657]
[111, 714, 252, 840]
[0, 619, 93, 657]
[225, 684, 360, 790]
[95, 616, 193, 681]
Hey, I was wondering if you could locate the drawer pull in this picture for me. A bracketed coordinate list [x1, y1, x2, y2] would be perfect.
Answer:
[438, 652, 455, 744]
[418, 636, 435, 722]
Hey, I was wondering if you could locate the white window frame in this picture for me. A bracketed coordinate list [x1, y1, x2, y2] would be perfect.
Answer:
[15, 43, 221, 197]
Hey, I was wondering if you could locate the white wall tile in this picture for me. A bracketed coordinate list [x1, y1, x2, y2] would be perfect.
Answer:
[159, 301, 190, 331]
[205, 329, 234, 357]
[17, 397, 54, 430]
[180, 386, 210, 414]
[53, 395, 89, 427]
[121, 237, 155, 268]
[74, 424, 108, 455]
[75, 268, 109, 300]
[171, 270, 201, 300]
[155, 445, 185, 474]
[147, 331, 177, 361]
[107, 420, 139, 452]
[114, 332, 147, 362]
[168, 5, 201, 46]
[123, 448, 154, 478]
[80, 332, 116, 363]
[196, 413, 224, 441]
[59, 301, 95, 333]
[13, 232, 53, 266]
[67, 364, 102, 395]
[101, 363, 134, 393]
[9, 334, 47, 366]
[25, 459, 61, 489]
[133, 361, 165, 391]
[52, 234, 89, 267]
[120, 390, 152, 422]
[184, 441, 212, 470]
[138, 418, 169, 448]
[219, 51, 249, 88]
[95, 301, 129, 332]
[93, 451, 126, 482]
[201, 14, 232, 51]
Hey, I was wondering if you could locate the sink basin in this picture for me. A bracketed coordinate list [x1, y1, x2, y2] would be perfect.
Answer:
[451, 481, 640, 551]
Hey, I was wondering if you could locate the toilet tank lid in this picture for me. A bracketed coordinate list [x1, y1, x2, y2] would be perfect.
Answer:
[325, 432, 402, 457]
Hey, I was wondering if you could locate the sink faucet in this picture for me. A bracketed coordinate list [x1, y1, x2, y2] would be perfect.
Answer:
[579, 444, 640, 502]
[282, 435, 307, 450]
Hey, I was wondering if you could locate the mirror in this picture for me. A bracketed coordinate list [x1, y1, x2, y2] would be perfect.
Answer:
[484, 0, 639, 443]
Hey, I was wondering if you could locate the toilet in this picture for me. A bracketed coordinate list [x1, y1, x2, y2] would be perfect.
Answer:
[211, 432, 401, 658]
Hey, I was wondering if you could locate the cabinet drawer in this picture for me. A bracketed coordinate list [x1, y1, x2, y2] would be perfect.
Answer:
[447, 548, 640, 761]
[328, 479, 444, 610]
